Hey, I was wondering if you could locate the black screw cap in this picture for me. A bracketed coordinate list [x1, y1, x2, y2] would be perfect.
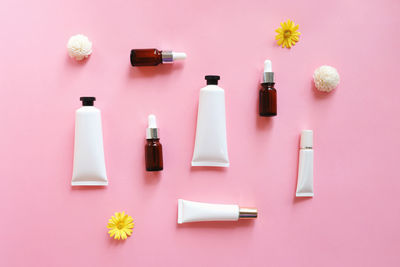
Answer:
[205, 75, 220, 85]
[80, 97, 96, 106]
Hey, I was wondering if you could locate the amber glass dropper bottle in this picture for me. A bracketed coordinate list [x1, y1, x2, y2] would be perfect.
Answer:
[259, 60, 277, 116]
[130, 49, 186, 66]
[145, 114, 163, 172]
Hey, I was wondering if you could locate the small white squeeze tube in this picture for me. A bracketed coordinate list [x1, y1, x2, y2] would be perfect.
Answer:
[296, 130, 314, 197]
[71, 97, 108, 186]
[177, 199, 257, 224]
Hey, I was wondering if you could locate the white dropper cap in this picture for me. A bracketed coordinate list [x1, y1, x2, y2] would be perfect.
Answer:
[264, 60, 272, 72]
[300, 130, 313, 149]
[146, 114, 159, 139]
[148, 114, 157, 128]
[172, 52, 187, 61]
[263, 59, 274, 83]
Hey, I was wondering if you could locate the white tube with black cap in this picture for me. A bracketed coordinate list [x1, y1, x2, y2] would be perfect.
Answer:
[191, 75, 229, 167]
[71, 97, 108, 186]
[296, 130, 314, 197]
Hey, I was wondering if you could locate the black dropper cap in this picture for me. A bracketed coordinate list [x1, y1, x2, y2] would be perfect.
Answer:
[80, 97, 96, 106]
[205, 75, 220, 85]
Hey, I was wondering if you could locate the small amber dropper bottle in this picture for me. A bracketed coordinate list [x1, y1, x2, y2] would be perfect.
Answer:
[130, 49, 186, 66]
[259, 60, 277, 116]
[145, 114, 163, 171]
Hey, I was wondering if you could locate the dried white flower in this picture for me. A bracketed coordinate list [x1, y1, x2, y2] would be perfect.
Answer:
[313, 65, 340, 92]
[67, 34, 92, 61]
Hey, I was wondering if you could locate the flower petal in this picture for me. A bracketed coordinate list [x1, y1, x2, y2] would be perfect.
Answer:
[284, 39, 290, 48]
[124, 229, 133, 235]
[115, 231, 121, 240]
[121, 232, 127, 240]
[284, 22, 289, 29]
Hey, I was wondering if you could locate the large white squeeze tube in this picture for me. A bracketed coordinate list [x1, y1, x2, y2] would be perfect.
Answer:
[71, 97, 108, 186]
[192, 75, 229, 167]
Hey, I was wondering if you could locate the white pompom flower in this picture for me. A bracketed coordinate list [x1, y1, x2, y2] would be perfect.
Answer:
[67, 34, 92, 61]
[313, 65, 340, 92]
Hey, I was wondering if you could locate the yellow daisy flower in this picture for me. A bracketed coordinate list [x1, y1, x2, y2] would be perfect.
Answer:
[107, 211, 134, 240]
[275, 19, 301, 48]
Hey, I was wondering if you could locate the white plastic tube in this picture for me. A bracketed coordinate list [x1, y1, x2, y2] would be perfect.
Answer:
[72, 97, 108, 186]
[191, 76, 229, 167]
[296, 130, 313, 197]
[177, 199, 257, 224]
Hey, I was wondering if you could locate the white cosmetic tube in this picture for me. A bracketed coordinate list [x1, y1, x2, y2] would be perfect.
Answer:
[191, 75, 229, 167]
[177, 199, 257, 224]
[72, 97, 108, 186]
[296, 130, 313, 197]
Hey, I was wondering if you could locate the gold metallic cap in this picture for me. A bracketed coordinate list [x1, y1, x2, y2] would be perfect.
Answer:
[239, 207, 258, 219]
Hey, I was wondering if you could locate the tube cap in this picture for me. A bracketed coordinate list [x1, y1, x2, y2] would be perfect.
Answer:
[239, 207, 258, 219]
[300, 130, 313, 149]
[80, 96, 95, 106]
[205, 75, 220, 85]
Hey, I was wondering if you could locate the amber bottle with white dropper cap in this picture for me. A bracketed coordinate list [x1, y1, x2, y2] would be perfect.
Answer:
[130, 49, 186, 66]
[259, 60, 277, 116]
[145, 114, 163, 171]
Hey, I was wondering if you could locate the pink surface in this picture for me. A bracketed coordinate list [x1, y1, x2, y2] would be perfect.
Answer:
[0, 0, 399, 266]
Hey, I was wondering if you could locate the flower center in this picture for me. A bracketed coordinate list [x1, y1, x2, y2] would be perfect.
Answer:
[116, 223, 124, 230]
[284, 30, 291, 38]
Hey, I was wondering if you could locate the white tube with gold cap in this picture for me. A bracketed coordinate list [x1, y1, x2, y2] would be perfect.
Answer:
[177, 199, 257, 224]
[296, 130, 314, 197]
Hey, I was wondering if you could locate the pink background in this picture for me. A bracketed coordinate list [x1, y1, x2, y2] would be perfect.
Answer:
[0, 0, 399, 266]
